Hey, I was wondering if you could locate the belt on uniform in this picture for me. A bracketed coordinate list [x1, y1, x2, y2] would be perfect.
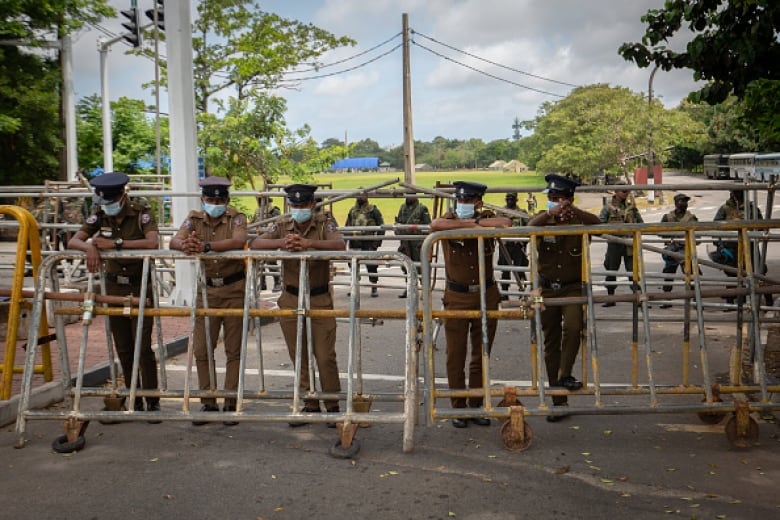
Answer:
[106, 272, 142, 286]
[285, 285, 329, 296]
[446, 280, 495, 293]
[538, 277, 580, 290]
[206, 271, 245, 287]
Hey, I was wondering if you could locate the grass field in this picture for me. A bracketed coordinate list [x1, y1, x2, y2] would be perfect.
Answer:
[238, 170, 546, 224]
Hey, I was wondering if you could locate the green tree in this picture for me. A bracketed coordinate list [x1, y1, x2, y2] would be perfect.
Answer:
[619, 0, 779, 147]
[0, 1, 113, 183]
[192, 0, 355, 112]
[525, 84, 704, 181]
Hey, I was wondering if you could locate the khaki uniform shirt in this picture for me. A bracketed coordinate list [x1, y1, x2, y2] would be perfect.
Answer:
[172, 206, 247, 280]
[440, 209, 496, 285]
[259, 213, 342, 290]
[534, 213, 587, 285]
[80, 199, 158, 277]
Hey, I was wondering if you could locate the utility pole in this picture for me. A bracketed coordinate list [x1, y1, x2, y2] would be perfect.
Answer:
[402, 13, 415, 185]
[647, 65, 659, 205]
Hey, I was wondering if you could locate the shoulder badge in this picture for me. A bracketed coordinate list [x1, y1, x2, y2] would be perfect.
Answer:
[233, 215, 245, 227]
[141, 213, 152, 225]
[268, 223, 277, 234]
[182, 219, 192, 230]
[326, 221, 336, 233]
[86, 214, 98, 225]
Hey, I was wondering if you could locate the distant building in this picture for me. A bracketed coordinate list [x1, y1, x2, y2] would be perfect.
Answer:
[330, 157, 380, 172]
[488, 160, 506, 170]
[503, 160, 529, 173]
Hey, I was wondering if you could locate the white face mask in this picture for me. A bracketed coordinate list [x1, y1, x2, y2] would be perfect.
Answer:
[290, 208, 312, 223]
[455, 203, 475, 219]
[101, 200, 123, 216]
[202, 202, 226, 218]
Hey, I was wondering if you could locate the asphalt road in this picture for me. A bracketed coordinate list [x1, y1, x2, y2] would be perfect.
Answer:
[2, 171, 780, 519]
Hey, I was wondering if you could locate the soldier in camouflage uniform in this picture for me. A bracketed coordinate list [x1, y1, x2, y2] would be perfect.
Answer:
[659, 193, 698, 304]
[395, 195, 431, 298]
[598, 182, 643, 307]
[345, 194, 385, 297]
[254, 196, 282, 291]
[713, 189, 772, 307]
[497, 193, 528, 300]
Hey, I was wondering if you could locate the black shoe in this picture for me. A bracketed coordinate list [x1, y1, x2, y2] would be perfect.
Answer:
[451, 418, 468, 429]
[546, 403, 569, 422]
[471, 417, 490, 426]
[133, 398, 144, 412]
[371, 287, 378, 298]
[222, 405, 238, 426]
[326, 406, 340, 428]
[558, 376, 583, 391]
[272, 282, 282, 293]
[192, 405, 220, 426]
[500, 295, 509, 301]
[398, 291, 407, 299]
[146, 401, 162, 424]
[602, 301, 616, 308]
[660, 303, 672, 309]
[288, 406, 320, 428]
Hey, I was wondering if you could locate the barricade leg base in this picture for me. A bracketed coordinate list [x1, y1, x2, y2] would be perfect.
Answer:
[725, 400, 759, 449]
[500, 405, 533, 452]
[52, 417, 89, 454]
[329, 421, 360, 459]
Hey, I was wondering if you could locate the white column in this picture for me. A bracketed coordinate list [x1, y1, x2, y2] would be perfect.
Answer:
[167, 0, 199, 305]
[61, 34, 78, 181]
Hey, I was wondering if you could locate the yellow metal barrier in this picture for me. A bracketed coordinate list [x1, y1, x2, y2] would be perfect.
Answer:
[420, 219, 780, 451]
[0, 206, 52, 400]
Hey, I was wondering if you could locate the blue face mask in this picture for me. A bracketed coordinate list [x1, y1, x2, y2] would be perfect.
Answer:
[290, 208, 312, 223]
[455, 203, 475, 219]
[546, 200, 560, 212]
[101, 201, 123, 216]
[202, 203, 226, 218]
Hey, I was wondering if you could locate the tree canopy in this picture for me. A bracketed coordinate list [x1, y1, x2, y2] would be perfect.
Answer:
[619, 0, 779, 149]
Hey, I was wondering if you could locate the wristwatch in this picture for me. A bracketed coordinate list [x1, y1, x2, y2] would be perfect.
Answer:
[203, 242, 211, 253]
[114, 238, 123, 251]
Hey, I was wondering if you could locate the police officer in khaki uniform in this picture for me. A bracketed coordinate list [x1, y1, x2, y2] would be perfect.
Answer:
[528, 175, 601, 422]
[430, 181, 511, 428]
[170, 176, 248, 425]
[250, 184, 346, 425]
[68, 172, 160, 416]
[598, 181, 643, 307]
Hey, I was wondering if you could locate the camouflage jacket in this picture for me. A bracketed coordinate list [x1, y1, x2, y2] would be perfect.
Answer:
[346, 203, 385, 250]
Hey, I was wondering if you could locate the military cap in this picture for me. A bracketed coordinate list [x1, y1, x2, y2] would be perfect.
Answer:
[505, 192, 518, 200]
[90, 172, 129, 203]
[543, 174, 579, 196]
[453, 181, 487, 200]
[673, 193, 691, 202]
[199, 176, 231, 198]
[284, 183, 317, 204]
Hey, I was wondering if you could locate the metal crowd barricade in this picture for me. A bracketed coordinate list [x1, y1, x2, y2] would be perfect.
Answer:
[14, 249, 418, 458]
[420, 219, 780, 451]
[0, 206, 53, 400]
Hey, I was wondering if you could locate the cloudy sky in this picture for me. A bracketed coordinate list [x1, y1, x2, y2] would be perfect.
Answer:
[70, 0, 701, 149]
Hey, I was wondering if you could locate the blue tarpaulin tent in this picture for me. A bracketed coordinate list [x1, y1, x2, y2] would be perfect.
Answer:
[330, 157, 380, 170]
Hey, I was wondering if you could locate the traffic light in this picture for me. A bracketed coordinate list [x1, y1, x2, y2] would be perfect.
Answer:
[145, 0, 165, 31]
[120, 7, 142, 48]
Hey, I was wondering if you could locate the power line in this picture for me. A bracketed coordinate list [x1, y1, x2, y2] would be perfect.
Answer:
[412, 30, 579, 88]
[286, 32, 402, 74]
[412, 40, 566, 98]
[273, 43, 402, 85]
